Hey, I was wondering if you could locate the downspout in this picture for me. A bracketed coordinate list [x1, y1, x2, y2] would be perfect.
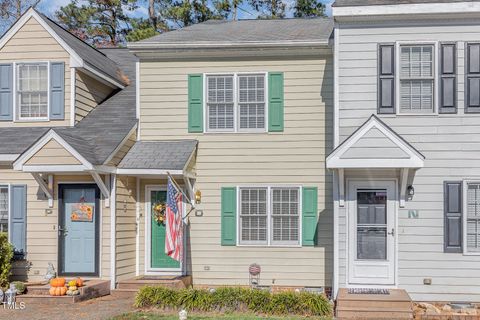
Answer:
[110, 174, 117, 290]
[332, 22, 340, 300]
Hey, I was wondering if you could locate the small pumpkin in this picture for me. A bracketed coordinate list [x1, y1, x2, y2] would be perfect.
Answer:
[69, 285, 77, 291]
[68, 280, 77, 287]
[49, 286, 67, 296]
[72, 290, 80, 295]
[50, 278, 66, 288]
[75, 277, 84, 287]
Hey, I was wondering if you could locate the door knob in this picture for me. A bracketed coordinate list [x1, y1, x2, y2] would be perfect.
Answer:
[387, 228, 395, 237]
[58, 225, 68, 236]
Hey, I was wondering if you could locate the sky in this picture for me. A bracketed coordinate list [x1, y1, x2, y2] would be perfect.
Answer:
[37, 0, 334, 20]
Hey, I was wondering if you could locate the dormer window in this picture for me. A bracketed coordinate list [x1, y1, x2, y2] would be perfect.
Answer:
[16, 62, 49, 120]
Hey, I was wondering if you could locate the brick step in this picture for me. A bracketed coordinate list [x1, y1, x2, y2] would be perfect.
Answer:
[111, 289, 139, 298]
[117, 275, 192, 290]
[337, 300, 412, 309]
[337, 309, 413, 320]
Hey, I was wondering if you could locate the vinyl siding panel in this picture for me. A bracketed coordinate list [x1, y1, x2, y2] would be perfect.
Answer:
[25, 139, 81, 165]
[139, 57, 333, 288]
[115, 176, 137, 281]
[75, 70, 113, 123]
[337, 19, 480, 302]
[0, 17, 71, 127]
[4, 171, 111, 281]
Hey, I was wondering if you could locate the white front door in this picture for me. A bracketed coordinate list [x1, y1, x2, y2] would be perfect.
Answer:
[348, 180, 396, 286]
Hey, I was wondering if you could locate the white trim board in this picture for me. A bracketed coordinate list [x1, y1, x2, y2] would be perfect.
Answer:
[332, 2, 480, 17]
[326, 115, 425, 169]
[13, 129, 94, 171]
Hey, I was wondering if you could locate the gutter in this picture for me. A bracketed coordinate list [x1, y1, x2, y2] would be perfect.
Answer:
[128, 40, 331, 50]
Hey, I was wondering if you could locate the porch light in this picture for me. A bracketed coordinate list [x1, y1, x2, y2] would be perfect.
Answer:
[407, 185, 415, 197]
[195, 190, 202, 204]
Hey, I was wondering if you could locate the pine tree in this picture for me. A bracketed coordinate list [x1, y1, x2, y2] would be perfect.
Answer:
[55, 0, 138, 47]
[294, 0, 325, 18]
[0, 0, 40, 31]
[248, 0, 286, 19]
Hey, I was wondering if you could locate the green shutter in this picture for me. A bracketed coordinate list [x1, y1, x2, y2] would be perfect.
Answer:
[268, 72, 284, 132]
[221, 187, 237, 246]
[188, 74, 203, 133]
[302, 187, 318, 246]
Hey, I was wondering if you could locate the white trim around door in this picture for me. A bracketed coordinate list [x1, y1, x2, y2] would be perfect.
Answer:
[347, 179, 397, 287]
[144, 185, 185, 276]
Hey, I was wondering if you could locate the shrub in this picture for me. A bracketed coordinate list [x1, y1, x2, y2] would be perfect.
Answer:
[11, 281, 26, 294]
[135, 286, 332, 317]
[0, 232, 13, 289]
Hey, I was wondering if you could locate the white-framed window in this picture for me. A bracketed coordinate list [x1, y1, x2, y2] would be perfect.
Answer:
[399, 44, 435, 114]
[16, 62, 49, 120]
[0, 186, 9, 234]
[238, 186, 301, 246]
[206, 73, 266, 132]
[465, 183, 480, 253]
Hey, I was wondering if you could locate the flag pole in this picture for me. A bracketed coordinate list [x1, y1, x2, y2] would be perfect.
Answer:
[166, 172, 196, 220]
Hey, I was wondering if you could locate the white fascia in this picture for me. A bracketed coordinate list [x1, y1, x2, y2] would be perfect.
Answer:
[13, 129, 94, 171]
[332, 2, 480, 17]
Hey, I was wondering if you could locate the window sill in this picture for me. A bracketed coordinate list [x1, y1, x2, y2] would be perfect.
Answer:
[236, 244, 303, 248]
[203, 130, 268, 135]
[462, 252, 480, 256]
[15, 118, 50, 122]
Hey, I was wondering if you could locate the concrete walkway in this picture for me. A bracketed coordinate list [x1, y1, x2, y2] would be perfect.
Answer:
[0, 294, 136, 320]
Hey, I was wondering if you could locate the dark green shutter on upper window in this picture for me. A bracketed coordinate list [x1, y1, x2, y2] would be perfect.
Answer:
[439, 43, 457, 114]
[221, 187, 236, 246]
[378, 44, 395, 114]
[302, 187, 318, 246]
[268, 72, 284, 132]
[188, 74, 203, 133]
[10, 185, 27, 259]
[50, 62, 65, 120]
[444, 181, 463, 253]
[0, 63, 13, 121]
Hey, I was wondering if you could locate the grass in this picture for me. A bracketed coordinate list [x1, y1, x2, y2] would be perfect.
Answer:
[111, 311, 332, 320]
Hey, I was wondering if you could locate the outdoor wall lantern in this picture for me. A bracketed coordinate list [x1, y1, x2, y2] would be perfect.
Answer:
[195, 190, 202, 204]
[407, 185, 415, 197]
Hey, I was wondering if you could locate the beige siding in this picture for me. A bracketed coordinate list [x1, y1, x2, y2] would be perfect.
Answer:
[139, 57, 334, 288]
[0, 17, 71, 127]
[25, 139, 81, 165]
[75, 70, 114, 123]
[5, 170, 111, 281]
[115, 176, 137, 282]
[108, 131, 137, 166]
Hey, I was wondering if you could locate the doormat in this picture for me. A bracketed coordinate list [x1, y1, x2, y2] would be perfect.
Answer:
[348, 288, 390, 295]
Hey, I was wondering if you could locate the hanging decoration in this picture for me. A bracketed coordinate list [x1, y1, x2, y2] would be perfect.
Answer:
[71, 196, 94, 222]
[152, 202, 166, 225]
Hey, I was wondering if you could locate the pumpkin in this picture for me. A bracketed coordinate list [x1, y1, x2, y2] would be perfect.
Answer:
[49, 286, 67, 296]
[69, 285, 78, 291]
[50, 278, 66, 288]
[75, 277, 84, 287]
[68, 280, 77, 287]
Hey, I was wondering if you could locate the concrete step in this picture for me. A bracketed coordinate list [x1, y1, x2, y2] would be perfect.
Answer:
[111, 288, 138, 298]
[337, 300, 412, 310]
[117, 275, 192, 290]
[337, 310, 413, 320]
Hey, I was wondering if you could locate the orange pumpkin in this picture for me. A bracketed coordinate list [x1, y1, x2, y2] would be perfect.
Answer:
[75, 277, 84, 287]
[50, 278, 66, 288]
[49, 286, 67, 296]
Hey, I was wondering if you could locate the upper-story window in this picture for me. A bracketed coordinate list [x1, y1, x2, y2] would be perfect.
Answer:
[0, 186, 8, 234]
[206, 73, 266, 132]
[16, 63, 49, 120]
[399, 45, 434, 114]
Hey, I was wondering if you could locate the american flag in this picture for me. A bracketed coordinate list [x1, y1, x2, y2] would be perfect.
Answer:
[165, 177, 183, 262]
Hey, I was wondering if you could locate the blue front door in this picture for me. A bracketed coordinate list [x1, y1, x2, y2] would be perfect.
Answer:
[59, 184, 99, 276]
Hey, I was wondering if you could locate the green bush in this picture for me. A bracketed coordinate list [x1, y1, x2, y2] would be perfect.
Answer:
[11, 281, 26, 294]
[135, 286, 332, 317]
[0, 232, 13, 289]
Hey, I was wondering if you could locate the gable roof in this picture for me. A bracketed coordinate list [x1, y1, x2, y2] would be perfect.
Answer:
[0, 8, 127, 88]
[327, 115, 425, 169]
[4, 49, 137, 166]
[333, 0, 478, 6]
[130, 18, 333, 48]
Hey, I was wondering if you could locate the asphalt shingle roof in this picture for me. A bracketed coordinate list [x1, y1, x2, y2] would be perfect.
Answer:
[39, 11, 128, 86]
[135, 18, 333, 45]
[333, 0, 480, 6]
[118, 140, 198, 170]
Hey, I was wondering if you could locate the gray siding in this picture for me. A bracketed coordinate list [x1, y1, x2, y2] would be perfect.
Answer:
[338, 19, 480, 302]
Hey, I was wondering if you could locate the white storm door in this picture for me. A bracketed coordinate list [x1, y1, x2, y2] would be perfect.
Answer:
[348, 181, 396, 286]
